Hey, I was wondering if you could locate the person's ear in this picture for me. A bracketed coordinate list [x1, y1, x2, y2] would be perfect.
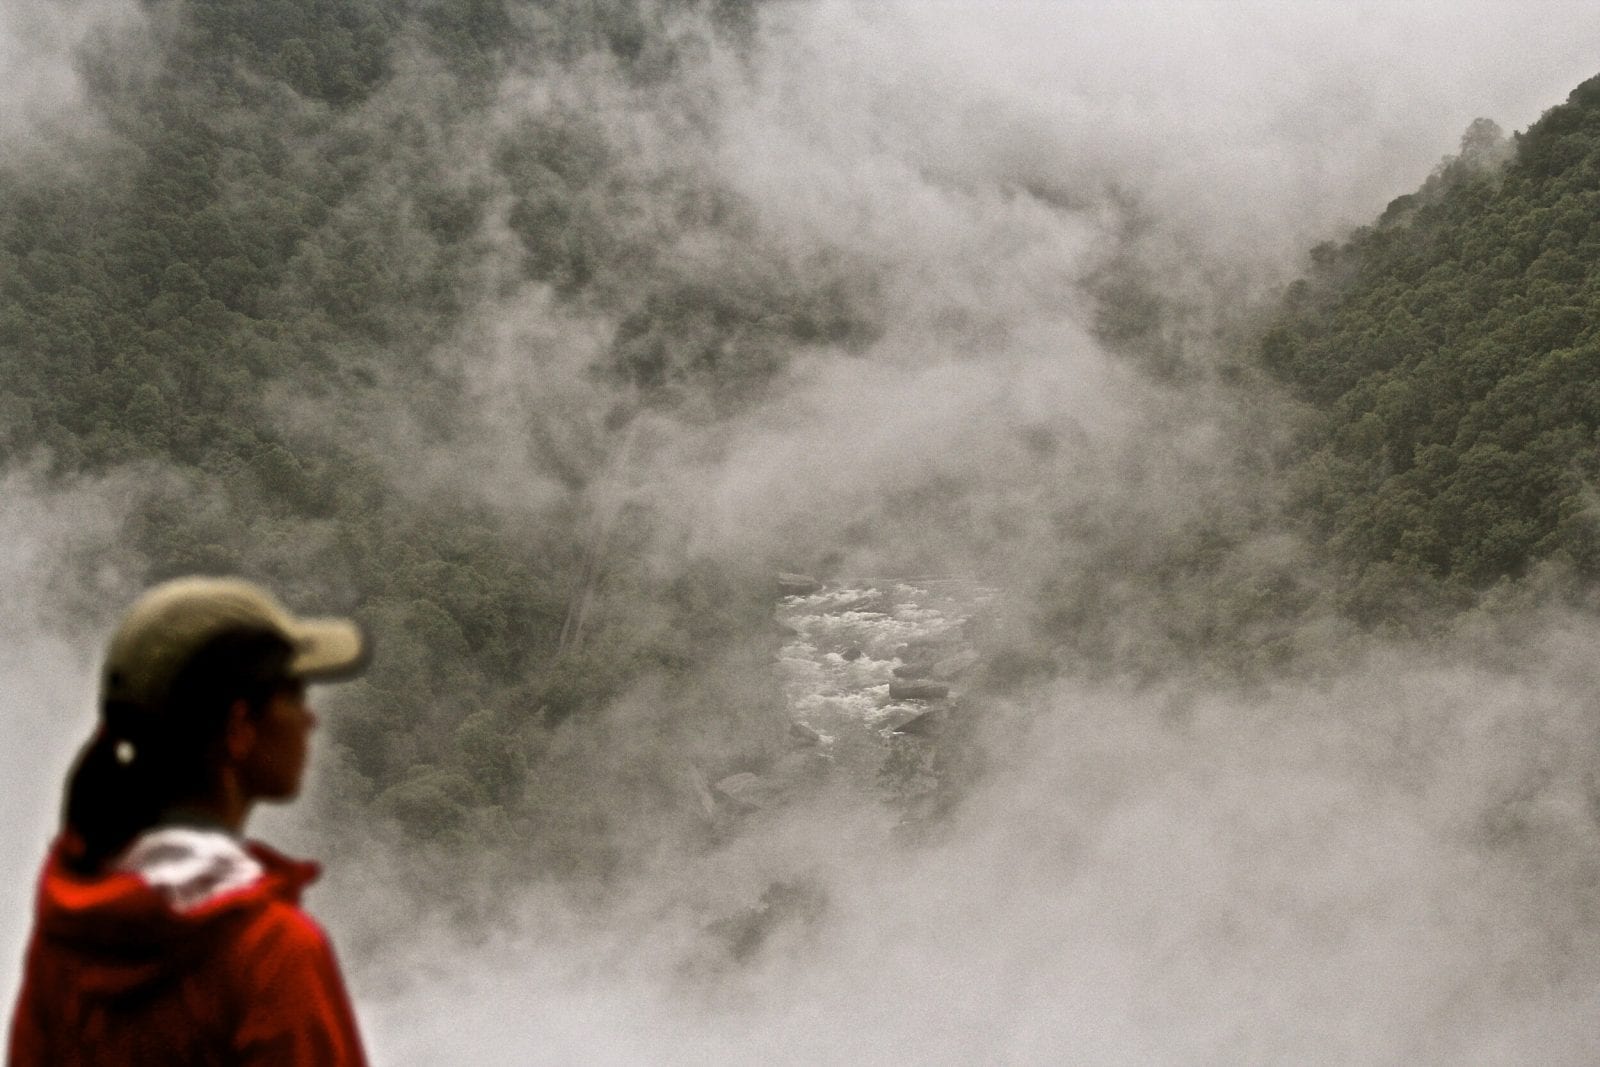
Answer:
[224, 699, 257, 761]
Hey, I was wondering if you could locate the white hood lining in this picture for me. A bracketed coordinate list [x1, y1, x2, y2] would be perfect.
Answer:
[115, 827, 265, 913]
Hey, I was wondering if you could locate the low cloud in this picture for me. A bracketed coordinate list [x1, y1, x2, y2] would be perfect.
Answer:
[0, 0, 145, 157]
[326, 4, 1600, 1063]
[343, 615, 1600, 1065]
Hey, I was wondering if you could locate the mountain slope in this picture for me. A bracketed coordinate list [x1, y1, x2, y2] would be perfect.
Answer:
[1260, 75, 1600, 613]
[0, 0, 798, 872]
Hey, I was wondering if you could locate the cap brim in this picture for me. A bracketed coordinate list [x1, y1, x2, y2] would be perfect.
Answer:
[285, 618, 369, 681]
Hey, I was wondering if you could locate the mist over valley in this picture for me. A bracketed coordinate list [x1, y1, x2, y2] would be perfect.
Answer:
[7, 2, 1600, 1062]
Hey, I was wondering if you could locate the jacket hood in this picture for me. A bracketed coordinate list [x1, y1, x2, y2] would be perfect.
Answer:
[32, 828, 320, 1000]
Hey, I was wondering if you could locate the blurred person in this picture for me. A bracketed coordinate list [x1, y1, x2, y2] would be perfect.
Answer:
[7, 577, 370, 1066]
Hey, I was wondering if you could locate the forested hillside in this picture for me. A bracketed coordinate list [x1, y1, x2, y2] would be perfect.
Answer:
[14, 0, 1600, 890]
[0, 0, 858, 876]
[1261, 76, 1600, 620]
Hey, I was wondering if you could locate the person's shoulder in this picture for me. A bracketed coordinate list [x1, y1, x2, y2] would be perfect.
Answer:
[233, 890, 330, 947]
[214, 848, 333, 964]
[243, 839, 322, 900]
[217, 892, 342, 994]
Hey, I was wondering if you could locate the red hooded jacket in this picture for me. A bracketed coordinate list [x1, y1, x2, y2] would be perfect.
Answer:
[7, 828, 367, 1066]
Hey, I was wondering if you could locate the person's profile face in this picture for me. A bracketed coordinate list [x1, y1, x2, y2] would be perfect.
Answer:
[240, 680, 316, 801]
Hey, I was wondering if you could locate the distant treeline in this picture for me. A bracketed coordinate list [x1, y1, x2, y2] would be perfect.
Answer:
[1259, 76, 1600, 620]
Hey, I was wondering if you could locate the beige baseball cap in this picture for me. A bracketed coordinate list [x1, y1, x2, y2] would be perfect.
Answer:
[102, 576, 367, 712]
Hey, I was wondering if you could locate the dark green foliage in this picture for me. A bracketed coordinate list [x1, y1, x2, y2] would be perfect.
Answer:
[1260, 86, 1600, 603]
[4, 0, 845, 869]
[178, 0, 397, 105]
[608, 269, 880, 414]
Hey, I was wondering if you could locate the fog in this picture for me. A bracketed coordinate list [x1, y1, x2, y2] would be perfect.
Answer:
[355, 634, 1600, 1064]
[9, 1, 1600, 1063]
[0, 469, 144, 1019]
[0, 0, 143, 156]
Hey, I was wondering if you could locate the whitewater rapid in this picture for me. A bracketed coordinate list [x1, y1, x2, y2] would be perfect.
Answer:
[775, 579, 996, 741]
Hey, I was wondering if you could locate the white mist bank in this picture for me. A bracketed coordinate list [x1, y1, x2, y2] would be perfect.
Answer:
[353, 617, 1600, 1065]
[339, 4, 1600, 1064]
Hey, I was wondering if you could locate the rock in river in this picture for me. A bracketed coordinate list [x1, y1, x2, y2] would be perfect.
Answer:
[789, 721, 824, 746]
[888, 680, 950, 701]
[890, 708, 947, 737]
[777, 573, 822, 596]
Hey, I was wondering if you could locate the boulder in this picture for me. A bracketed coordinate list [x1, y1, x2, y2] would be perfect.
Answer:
[777, 573, 821, 596]
[827, 593, 884, 614]
[889, 680, 950, 701]
[891, 708, 947, 737]
[892, 662, 932, 679]
[789, 721, 823, 747]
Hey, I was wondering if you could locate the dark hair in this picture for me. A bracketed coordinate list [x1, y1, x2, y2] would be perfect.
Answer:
[61, 627, 296, 873]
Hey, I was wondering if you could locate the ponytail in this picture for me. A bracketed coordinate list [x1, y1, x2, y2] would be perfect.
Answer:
[61, 707, 169, 873]
[61, 628, 295, 873]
